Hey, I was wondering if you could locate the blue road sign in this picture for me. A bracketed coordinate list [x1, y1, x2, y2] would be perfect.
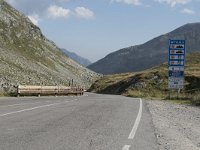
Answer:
[169, 70, 184, 78]
[168, 40, 185, 89]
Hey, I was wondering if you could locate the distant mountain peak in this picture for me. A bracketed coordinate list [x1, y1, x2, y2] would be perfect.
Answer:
[61, 48, 92, 67]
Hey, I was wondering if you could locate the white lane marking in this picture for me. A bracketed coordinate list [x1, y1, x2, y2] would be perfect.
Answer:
[128, 98, 143, 139]
[122, 145, 131, 150]
[0, 101, 69, 117]
[0, 101, 50, 107]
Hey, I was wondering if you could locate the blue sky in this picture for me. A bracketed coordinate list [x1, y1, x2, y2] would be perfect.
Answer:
[6, 0, 200, 62]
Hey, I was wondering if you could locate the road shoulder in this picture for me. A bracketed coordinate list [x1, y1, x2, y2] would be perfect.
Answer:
[146, 100, 200, 150]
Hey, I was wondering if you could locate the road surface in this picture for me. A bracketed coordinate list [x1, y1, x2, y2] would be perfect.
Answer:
[0, 93, 158, 150]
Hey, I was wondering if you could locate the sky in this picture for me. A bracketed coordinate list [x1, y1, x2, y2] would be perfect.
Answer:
[5, 0, 200, 62]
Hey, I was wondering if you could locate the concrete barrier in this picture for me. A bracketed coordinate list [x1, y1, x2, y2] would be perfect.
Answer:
[17, 85, 84, 97]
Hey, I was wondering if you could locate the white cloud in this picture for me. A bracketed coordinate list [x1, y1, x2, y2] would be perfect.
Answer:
[155, 0, 192, 7]
[28, 14, 40, 25]
[75, 7, 94, 19]
[6, 0, 95, 21]
[47, 5, 71, 19]
[181, 8, 195, 14]
[111, 0, 141, 5]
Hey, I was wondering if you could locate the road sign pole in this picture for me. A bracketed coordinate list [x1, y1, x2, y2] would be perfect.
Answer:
[177, 90, 179, 99]
[168, 90, 171, 100]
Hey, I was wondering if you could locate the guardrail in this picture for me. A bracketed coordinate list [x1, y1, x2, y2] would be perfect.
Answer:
[17, 85, 84, 97]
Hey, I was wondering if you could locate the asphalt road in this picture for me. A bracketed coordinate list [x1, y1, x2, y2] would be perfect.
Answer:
[0, 93, 158, 150]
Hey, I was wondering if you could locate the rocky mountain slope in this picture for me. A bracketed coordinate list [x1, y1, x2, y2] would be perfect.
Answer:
[61, 48, 92, 67]
[0, 0, 99, 94]
[88, 23, 200, 74]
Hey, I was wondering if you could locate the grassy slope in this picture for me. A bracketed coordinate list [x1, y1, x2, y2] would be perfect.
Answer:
[89, 52, 200, 103]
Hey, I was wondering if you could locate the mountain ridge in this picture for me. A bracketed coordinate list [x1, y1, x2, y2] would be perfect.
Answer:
[88, 22, 200, 74]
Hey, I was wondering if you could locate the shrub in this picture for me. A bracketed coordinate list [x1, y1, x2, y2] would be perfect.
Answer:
[191, 91, 200, 106]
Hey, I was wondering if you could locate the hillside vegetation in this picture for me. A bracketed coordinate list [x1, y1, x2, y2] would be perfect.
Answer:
[0, 0, 100, 95]
[89, 52, 200, 105]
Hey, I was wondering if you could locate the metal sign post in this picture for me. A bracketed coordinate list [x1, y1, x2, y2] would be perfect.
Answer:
[168, 40, 185, 92]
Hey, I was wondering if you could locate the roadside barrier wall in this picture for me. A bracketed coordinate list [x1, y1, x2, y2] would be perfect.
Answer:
[17, 85, 84, 96]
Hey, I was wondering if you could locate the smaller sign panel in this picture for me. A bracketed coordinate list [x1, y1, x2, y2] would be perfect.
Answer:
[169, 60, 184, 66]
[169, 70, 184, 78]
[169, 66, 184, 71]
[169, 44, 185, 49]
[169, 55, 184, 60]
[170, 50, 185, 55]
[168, 77, 184, 89]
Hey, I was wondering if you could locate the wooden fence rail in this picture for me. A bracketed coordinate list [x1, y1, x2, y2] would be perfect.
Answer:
[17, 85, 84, 97]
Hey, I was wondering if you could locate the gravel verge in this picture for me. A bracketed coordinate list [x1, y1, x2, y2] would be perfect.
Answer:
[146, 100, 200, 150]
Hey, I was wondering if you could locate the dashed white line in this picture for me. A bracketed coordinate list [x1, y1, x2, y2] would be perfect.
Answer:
[128, 98, 143, 139]
[122, 145, 131, 150]
[0, 101, 69, 117]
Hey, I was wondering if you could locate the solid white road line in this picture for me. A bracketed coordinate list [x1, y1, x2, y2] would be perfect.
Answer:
[122, 98, 143, 150]
[0, 101, 50, 107]
[122, 145, 131, 150]
[128, 98, 143, 139]
[0, 101, 69, 117]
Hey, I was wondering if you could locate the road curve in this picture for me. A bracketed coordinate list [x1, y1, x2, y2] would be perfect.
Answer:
[0, 93, 158, 150]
